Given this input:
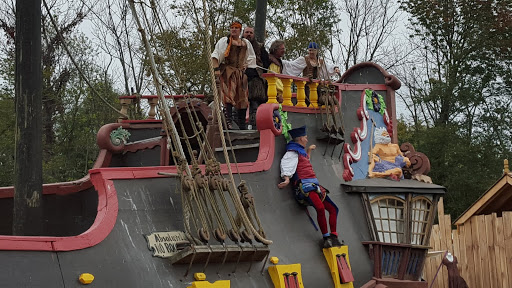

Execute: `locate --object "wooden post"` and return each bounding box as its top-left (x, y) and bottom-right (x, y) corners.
top-left (308, 82), bottom-right (319, 108)
top-left (294, 80), bottom-right (307, 107)
top-left (254, 0), bottom-right (267, 43)
top-left (118, 98), bottom-right (132, 122)
top-left (282, 78), bottom-right (293, 106)
top-left (147, 98), bottom-right (159, 119)
top-left (265, 75), bottom-right (278, 104)
top-left (13, 0), bottom-right (43, 236)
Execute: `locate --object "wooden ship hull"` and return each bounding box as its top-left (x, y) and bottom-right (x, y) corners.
top-left (0, 63), bottom-right (445, 288)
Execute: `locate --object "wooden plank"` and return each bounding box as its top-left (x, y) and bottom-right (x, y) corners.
top-left (494, 215), bottom-right (507, 288)
top-left (471, 216), bottom-right (483, 288)
top-left (428, 226), bottom-right (440, 284)
top-left (426, 225), bottom-right (439, 286)
top-left (442, 215), bottom-right (452, 252)
top-left (464, 218), bottom-right (475, 288)
top-left (452, 228), bottom-right (461, 275)
top-left (168, 244), bottom-right (270, 264)
top-left (478, 215), bottom-right (490, 288)
top-left (431, 225), bottom-right (442, 288)
top-left (457, 225), bottom-right (468, 284)
top-left (485, 214), bottom-right (497, 288)
top-left (503, 212), bottom-right (512, 288)
top-left (426, 257), bottom-right (434, 286)
top-left (425, 225), bottom-right (435, 283)
top-left (437, 226), bottom-right (446, 288)
top-left (437, 197), bottom-right (444, 217)
top-left (441, 215), bottom-right (451, 288)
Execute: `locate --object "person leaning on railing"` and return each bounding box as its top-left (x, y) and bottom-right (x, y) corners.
top-left (284, 42), bottom-right (340, 105)
top-left (267, 39), bottom-right (286, 104)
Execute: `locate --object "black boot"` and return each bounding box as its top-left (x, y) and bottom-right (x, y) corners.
top-left (322, 236), bottom-right (333, 249)
top-left (223, 103), bottom-right (233, 130)
top-left (237, 108), bottom-right (247, 130)
top-left (330, 234), bottom-right (343, 247)
top-left (249, 101), bottom-right (258, 129)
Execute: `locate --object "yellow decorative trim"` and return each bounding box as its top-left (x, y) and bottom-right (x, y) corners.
top-left (308, 82), bottom-right (319, 108)
top-left (282, 78), bottom-right (294, 106)
top-left (186, 280), bottom-right (230, 288)
top-left (268, 263), bottom-right (304, 288)
top-left (78, 273), bottom-right (94, 284)
top-left (265, 75), bottom-right (278, 104)
top-left (294, 80), bottom-right (307, 107)
top-left (322, 246), bottom-right (354, 288)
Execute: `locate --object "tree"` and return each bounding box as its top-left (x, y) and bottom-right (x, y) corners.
top-left (0, 54), bottom-right (16, 187)
top-left (333, 0), bottom-right (404, 70)
top-left (0, 0), bottom-right (121, 186)
top-left (400, 0), bottom-right (512, 129)
top-left (87, 0), bottom-right (146, 98)
top-left (397, 0), bottom-right (512, 218)
top-left (265, 0), bottom-right (339, 59)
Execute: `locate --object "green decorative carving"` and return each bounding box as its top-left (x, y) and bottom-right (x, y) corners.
top-left (110, 127), bottom-right (131, 146)
top-left (365, 89), bottom-right (387, 115)
top-left (279, 105), bottom-right (292, 142)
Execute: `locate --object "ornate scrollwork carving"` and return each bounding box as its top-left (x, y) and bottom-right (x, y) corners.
top-left (110, 127), bottom-right (131, 146)
top-left (400, 142), bottom-right (431, 179)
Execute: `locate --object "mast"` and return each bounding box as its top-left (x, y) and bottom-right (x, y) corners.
top-left (13, 0), bottom-right (43, 235)
top-left (254, 0), bottom-right (267, 42)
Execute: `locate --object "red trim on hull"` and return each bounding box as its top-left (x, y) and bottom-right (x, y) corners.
top-left (0, 104), bottom-right (280, 251)
top-left (0, 175), bottom-right (117, 251)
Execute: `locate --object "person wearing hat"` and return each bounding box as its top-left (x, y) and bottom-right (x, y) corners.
top-left (212, 21), bottom-right (256, 130)
top-left (284, 42), bottom-right (340, 80)
top-left (283, 42), bottom-right (340, 106)
top-left (278, 125), bottom-right (342, 248)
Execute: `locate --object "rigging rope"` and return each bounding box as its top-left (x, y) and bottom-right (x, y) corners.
top-left (128, 0), bottom-right (271, 245)
top-left (196, 0), bottom-right (272, 245)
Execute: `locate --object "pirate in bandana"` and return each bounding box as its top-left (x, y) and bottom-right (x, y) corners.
top-left (211, 21), bottom-right (256, 129)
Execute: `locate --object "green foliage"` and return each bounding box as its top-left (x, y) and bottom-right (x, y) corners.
top-left (397, 118), bottom-right (511, 219)
top-left (398, 0), bottom-right (512, 217)
top-left (42, 78), bottom-right (119, 183)
top-left (0, 92), bottom-right (15, 186)
top-left (267, 0), bottom-right (339, 59)
top-left (401, 0), bottom-right (512, 126)
top-left (154, 29), bottom-right (211, 94)
top-left (0, 7), bottom-right (120, 184)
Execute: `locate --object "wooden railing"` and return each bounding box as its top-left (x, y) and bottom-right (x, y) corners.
top-left (262, 73), bottom-right (342, 108)
top-left (117, 94), bottom-right (204, 122)
top-left (363, 241), bottom-right (428, 281)
top-left (118, 74), bottom-right (386, 122)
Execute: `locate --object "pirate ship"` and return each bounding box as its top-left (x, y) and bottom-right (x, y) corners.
top-left (0, 60), bottom-right (445, 287)
top-left (1, 0), bottom-right (448, 286)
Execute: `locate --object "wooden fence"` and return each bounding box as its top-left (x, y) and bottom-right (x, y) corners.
top-left (423, 197), bottom-right (512, 288)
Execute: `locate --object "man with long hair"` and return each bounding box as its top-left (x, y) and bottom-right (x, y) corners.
top-left (242, 26), bottom-right (269, 129)
top-left (267, 39), bottom-right (286, 103)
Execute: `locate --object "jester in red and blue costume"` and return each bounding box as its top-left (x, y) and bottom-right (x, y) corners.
top-left (278, 125), bottom-right (341, 248)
